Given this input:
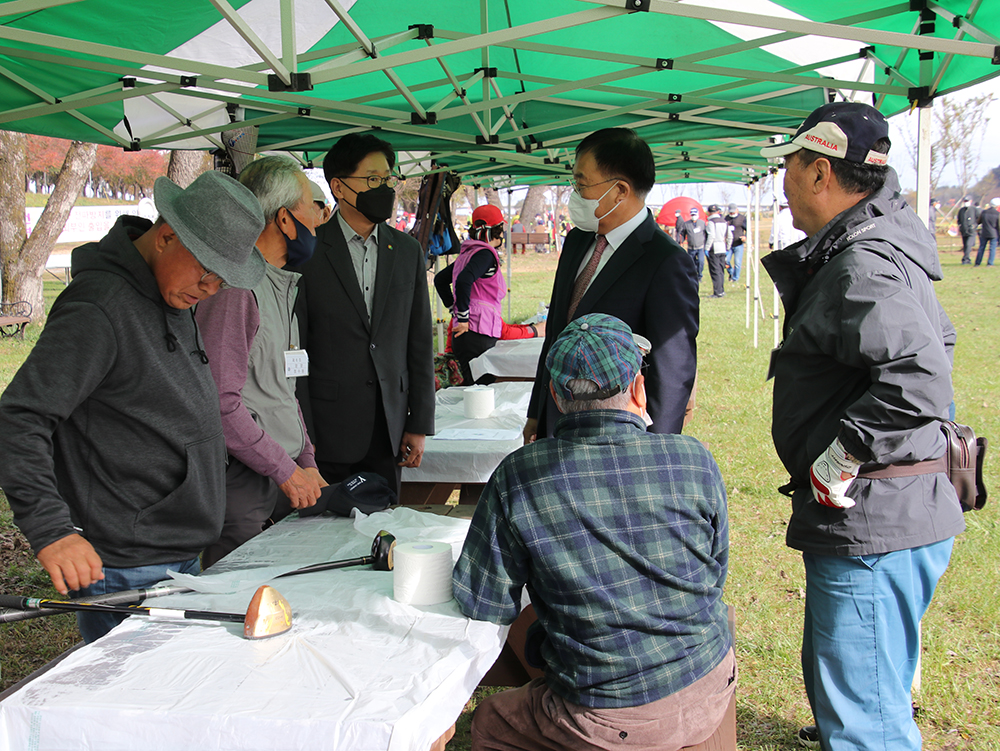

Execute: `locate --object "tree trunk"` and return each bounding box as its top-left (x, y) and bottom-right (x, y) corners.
top-left (167, 150), bottom-right (207, 188)
top-left (0, 137), bottom-right (97, 325)
top-left (0, 130), bottom-right (29, 305)
top-left (518, 185), bottom-right (548, 227)
top-left (483, 186), bottom-right (503, 209)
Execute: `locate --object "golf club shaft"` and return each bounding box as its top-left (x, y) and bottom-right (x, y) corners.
top-left (275, 555), bottom-right (373, 577)
top-left (1, 531), bottom-right (392, 625)
top-left (0, 595), bottom-right (244, 624)
top-left (0, 560), bottom-right (362, 625)
top-left (0, 584), bottom-right (193, 624)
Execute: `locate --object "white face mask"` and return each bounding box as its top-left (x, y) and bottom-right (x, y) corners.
top-left (568, 182), bottom-right (620, 233)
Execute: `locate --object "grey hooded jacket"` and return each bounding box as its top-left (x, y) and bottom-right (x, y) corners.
top-left (0, 216), bottom-right (227, 567)
top-left (762, 170), bottom-right (965, 556)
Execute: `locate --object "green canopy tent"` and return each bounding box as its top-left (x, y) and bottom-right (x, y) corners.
top-left (1, 0), bottom-right (996, 188)
top-left (1, 0), bottom-right (997, 347)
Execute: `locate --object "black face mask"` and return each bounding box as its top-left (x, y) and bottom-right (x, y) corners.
top-left (281, 210), bottom-right (317, 266)
top-left (344, 184), bottom-right (395, 225)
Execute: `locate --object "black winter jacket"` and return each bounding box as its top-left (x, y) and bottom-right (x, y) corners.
top-left (762, 171), bottom-right (965, 556)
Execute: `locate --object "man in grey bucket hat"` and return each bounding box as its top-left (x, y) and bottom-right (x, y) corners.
top-left (0, 169), bottom-right (265, 642)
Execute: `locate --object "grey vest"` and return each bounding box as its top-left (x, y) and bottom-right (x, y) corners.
top-left (245, 263), bottom-right (306, 461)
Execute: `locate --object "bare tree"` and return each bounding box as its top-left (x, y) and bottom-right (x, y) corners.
top-left (896, 113), bottom-right (948, 198)
top-left (936, 93), bottom-right (996, 200)
top-left (895, 93), bottom-right (996, 207)
top-left (1, 131), bottom-right (97, 324)
top-left (166, 150), bottom-right (208, 188)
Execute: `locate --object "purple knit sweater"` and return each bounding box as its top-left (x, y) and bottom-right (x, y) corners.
top-left (195, 287), bottom-right (315, 485)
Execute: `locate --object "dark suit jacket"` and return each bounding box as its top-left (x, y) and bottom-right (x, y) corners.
top-left (295, 216), bottom-right (435, 466)
top-left (528, 211), bottom-right (699, 436)
top-left (958, 206), bottom-right (979, 238)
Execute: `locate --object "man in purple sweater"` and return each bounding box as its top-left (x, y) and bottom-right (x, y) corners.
top-left (196, 157), bottom-right (328, 568)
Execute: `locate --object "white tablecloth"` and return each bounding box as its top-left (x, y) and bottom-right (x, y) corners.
top-left (402, 382), bottom-right (531, 485)
top-left (0, 508), bottom-right (505, 751)
top-left (468, 338), bottom-right (543, 381)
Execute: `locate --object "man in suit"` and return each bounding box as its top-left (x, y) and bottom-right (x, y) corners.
top-left (296, 132), bottom-right (435, 495)
top-left (524, 127), bottom-right (699, 441)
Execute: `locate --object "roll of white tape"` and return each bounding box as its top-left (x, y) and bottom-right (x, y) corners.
top-left (463, 386), bottom-right (495, 419)
top-left (392, 541), bottom-right (454, 606)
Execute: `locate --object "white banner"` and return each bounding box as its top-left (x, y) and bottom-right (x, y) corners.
top-left (26, 200), bottom-right (157, 244)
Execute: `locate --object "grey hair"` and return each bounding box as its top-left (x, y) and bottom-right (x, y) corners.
top-left (553, 378), bottom-right (632, 414)
top-left (238, 156), bottom-right (308, 224)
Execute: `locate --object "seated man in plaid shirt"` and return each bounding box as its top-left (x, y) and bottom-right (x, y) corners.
top-left (453, 313), bottom-right (735, 751)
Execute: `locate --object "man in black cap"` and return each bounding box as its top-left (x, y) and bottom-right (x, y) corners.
top-left (957, 196), bottom-right (978, 264)
top-left (681, 206), bottom-right (707, 282)
top-left (761, 102), bottom-right (963, 751)
top-left (0, 170), bottom-right (266, 642)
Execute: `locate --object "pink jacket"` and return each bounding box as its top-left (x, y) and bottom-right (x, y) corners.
top-left (452, 239), bottom-right (507, 339)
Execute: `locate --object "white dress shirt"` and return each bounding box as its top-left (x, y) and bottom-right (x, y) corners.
top-left (574, 206), bottom-right (649, 296)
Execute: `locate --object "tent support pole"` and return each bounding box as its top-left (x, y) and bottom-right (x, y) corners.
top-left (507, 188), bottom-right (513, 322)
top-left (745, 180), bottom-right (752, 331)
top-left (915, 101), bottom-right (933, 232)
top-left (753, 180), bottom-right (762, 348)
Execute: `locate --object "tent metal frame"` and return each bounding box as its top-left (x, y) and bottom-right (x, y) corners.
top-left (0, 0), bottom-right (996, 188)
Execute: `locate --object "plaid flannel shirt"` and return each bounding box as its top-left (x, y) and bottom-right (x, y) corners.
top-left (453, 409), bottom-right (731, 708)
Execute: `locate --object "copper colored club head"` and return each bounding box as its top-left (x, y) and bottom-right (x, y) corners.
top-left (243, 585), bottom-right (293, 639)
top-left (372, 530), bottom-right (397, 571)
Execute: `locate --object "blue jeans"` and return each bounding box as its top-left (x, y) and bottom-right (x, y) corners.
top-left (727, 242), bottom-right (744, 281)
top-left (73, 557), bottom-right (201, 643)
top-left (688, 247), bottom-right (705, 281)
top-left (802, 539), bottom-right (953, 751)
top-left (975, 237), bottom-right (996, 266)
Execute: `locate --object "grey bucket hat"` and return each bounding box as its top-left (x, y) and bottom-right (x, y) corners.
top-left (154, 170), bottom-right (266, 290)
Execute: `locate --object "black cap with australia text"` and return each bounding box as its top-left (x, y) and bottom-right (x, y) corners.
top-left (760, 102), bottom-right (890, 166)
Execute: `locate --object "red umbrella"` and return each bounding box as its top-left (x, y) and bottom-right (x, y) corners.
top-left (656, 197), bottom-right (704, 227)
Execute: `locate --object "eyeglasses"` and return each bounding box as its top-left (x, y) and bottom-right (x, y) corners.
top-left (199, 269), bottom-right (230, 290)
top-left (336, 174), bottom-right (403, 190)
top-left (570, 176), bottom-right (624, 194)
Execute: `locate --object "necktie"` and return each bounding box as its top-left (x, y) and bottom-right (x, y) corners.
top-left (567, 235), bottom-right (608, 320)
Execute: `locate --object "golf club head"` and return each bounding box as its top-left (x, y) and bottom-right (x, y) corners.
top-left (244, 585), bottom-right (292, 639)
top-left (371, 530), bottom-right (396, 571)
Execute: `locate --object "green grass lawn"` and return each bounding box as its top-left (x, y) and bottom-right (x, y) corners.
top-left (1, 240), bottom-right (998, 750)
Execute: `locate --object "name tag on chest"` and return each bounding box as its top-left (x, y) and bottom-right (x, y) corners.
top-left (284, 349), bottom-right (309, 378)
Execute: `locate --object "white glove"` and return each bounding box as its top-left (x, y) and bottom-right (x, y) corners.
top-left (809, 438), bottom-right (862, 509)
